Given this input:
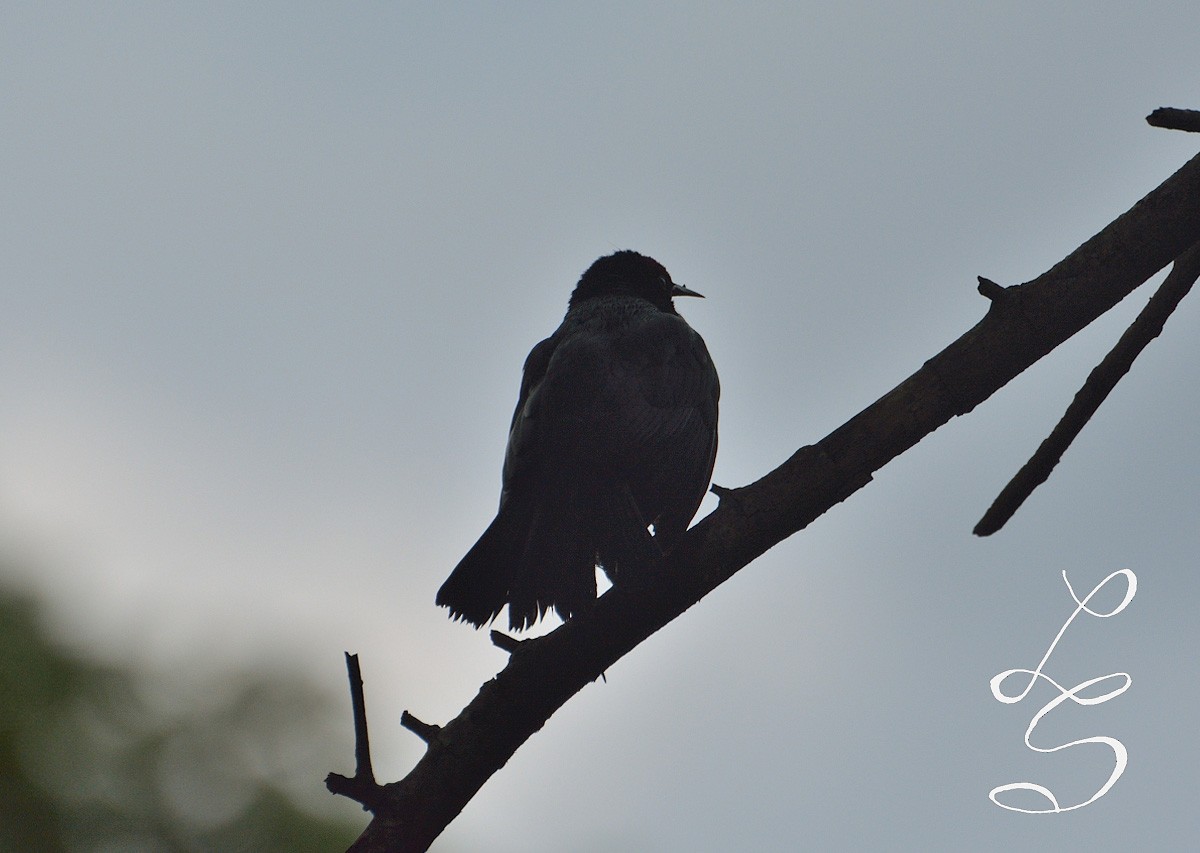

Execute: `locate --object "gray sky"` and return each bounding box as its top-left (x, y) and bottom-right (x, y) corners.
top-left (3, 3), bottom-right (1199, 850)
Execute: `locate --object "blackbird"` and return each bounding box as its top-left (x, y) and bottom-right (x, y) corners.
top-left (437, 250), bottom-right (719, 630)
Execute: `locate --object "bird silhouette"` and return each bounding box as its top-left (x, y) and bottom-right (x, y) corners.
top-left (437, 250), bottom-right (719, 630)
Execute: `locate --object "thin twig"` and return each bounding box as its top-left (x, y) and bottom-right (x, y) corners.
top-left (977, 276), bottom-right (1008, 302)
top-left (324, 652), bottom-right (383, 810)
top-left (347, 653), bottom-right (376, 785)
top-left (490, 630), bottom-right (523, 653)
top-left (400, 711), bottom-right (441, 743)
top-left (975, 241), bottom-right (1200, 535)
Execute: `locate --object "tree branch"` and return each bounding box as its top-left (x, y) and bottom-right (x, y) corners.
top-left (337, 137), bottom-right (1200, 851)
top-left (1147, 107), bottom-right (1200, 133)
top-left (325, 653), bottom-right (384, 811)
top-left (975, 241), bottom-right (1200, 535)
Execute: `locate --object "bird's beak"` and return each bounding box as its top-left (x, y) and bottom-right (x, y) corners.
top-left (672, 283), bottom-right (704, 299)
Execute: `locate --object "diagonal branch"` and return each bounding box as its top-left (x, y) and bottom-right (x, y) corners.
top-left (974, 240), bottom-right (1200, 535)
top-left (336, 139), bottom-right (1200, 852)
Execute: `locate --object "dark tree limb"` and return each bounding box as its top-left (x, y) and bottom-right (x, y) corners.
top-left (1148, 107), bottom-right (1200, 133)
top-left (336, 135), bottom-right (1200, 851)
top-left (975, 241), bottom-right (1200, 535)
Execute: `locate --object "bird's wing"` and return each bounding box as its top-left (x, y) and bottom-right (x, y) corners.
top-left (498, 332), bottom-right (560, 502)
top-left (606, 312), bottom-right (719, 539)
top-left (591, 312), bottom-right (718, 467)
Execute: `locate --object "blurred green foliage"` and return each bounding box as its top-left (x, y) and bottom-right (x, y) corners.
top-left (0, 587), bottom-right (361, 852)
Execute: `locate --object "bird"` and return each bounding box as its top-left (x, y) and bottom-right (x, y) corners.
top-left (436, 250), bottom-right (720, 630)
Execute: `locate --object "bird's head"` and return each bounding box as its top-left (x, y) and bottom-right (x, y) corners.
top-left (568, 250), bottom-right (703, 312)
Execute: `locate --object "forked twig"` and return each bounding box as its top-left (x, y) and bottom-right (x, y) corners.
top-left (975, 241), bottom-right (1200, 535)
top-left (325, 652), bottom-right (384, 810)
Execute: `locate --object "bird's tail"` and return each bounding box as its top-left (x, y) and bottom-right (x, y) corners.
top-left (438, 491), bottom-right (606, 631)
top-left (436, 505), bottom-right (526, 628)
top-left (505, 500), bottom-right (596, 630)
